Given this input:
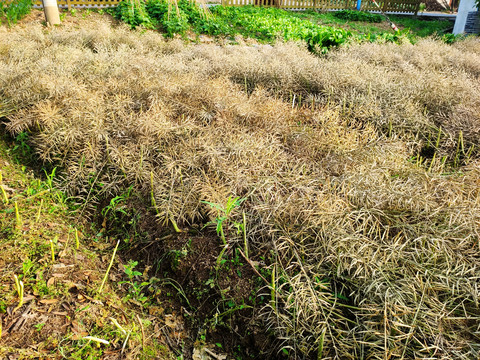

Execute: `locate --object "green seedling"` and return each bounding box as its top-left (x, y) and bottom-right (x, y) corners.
top-left (0, 171), bottom-right (8, 204)
top-left (22, 258), bottom-right (34, 277)
top-left (41, 169), bottom-right (65, 204)
top-left (458, 131), bottom-right (464, 154)
top-left (35, 198), bottom-right (43, 223)
top-left (454, 130), bottom-right (464, 166)
top-left (435, 126), bottom-right (442, 148)
top-left (13, 274), bottom-right (24, 313)
top-left (123, 260), bottom-right (142, 279)
top-left (216, 244), bottom-right (229, 270)
top-left (209, 302), bottom-right (252, 329)
top-left (151, 277), bottom-right (193, 309)
top-left (98, 240), bottom-right (120, 294)
top-left (150, 171), bottom-right (157, 210)
top-left (317, 327), bottom-right (326, 359)
top-left (170, 216), bottom-right (181, 233)
top-left (14, 201), bottom-right (21, 230)
top-left (75, 228), bottom-right (79, 250)
top-left (63, 231), bottom-right (71, 254)
top-left (44, 167), bottom-right (56, 190)
top-left (464, 144), bottom-right (475, 164)
top-left (242, 211), bottom-right (248, 260)
top-left (427, 152), bottom-right (436, 172)
top-left (50, 238), bottom-right (56, 262)
top-left (1, 185), bottom-right (8, 204)
top-left (202, 196), bottom-right (245, 245)
top-left (110, 316), bottom-right (131, 352)
top-left (102, 186), bottom-right (132, 219)
top-left (110, 317), bottom-right (127, 336)
top-left (271, 264), bottom-right (276, 310)
top-left (34, 322), bottom-right (45, 331)
top-left (119, 260), bottom-right (150, 303)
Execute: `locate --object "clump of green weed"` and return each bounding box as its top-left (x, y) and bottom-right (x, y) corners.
top-left (0, 0), bottom-right (32, 26)
top-left (119, 260), bottom-right (150, 303)
top-left (441, 32), bottom-right (463, 44)
top-left (202, 196), bottom-right (245, 245)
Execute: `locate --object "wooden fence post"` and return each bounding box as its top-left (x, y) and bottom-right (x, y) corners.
top-left (414, 0), bottom-right (420, 15)
top-left (383, 0), bottom-right (389, 12)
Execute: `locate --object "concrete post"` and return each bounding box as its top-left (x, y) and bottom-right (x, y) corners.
top-left (453, 0), bottom-right (478, 34)
top-left (42, 0), bottom-right (61, 26)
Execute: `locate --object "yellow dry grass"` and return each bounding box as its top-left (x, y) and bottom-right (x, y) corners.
top-left (1, 17), bottom-right (479, 359)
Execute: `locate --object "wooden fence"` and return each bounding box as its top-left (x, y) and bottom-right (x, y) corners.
top-left (223, 0), bottom-right (420, 13)
top-left (24, 0), bottom-right (419, 13)
top-left (30, 0), bottom-right (121, 7)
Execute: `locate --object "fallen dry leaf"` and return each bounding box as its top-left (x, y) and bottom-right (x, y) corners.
top-left (71, 332), bottom-right (89, 340)
top-left (39, 299), bottom-right (59, 305)
top-left (52, 311), bottom-right (68, 316)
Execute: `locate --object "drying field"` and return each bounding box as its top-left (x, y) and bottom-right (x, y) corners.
top-left (1, 15), bottom-right (480, 359)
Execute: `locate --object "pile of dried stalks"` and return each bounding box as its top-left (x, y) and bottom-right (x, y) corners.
top-left (1, 18), bottom-right (479, 359)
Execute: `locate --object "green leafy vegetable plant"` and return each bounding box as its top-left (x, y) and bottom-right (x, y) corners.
top-left (1, 0), bottom-right (32, 27)
top-left (202, 196), bottom-right (245, 245)
top-left (333, 9), bottom-right (382, 23)
top-left (113, 0), bottom-right (153, 29)
top-left (211, 5), bottom-right (351, 51)
top-left (113, 1), bottom-right (420, 52)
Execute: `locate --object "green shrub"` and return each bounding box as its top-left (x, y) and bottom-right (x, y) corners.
top-left (333, 9), bottom-right (382, 23)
